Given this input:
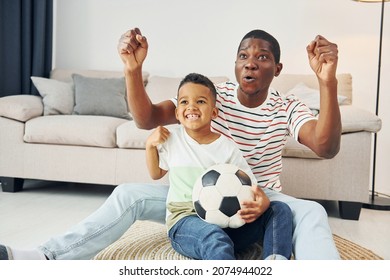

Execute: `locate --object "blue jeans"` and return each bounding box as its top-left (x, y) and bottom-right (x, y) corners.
top-left (168, 201), bottom-right (292, 260)
top-left (39, 183), bottom-right (340, 260)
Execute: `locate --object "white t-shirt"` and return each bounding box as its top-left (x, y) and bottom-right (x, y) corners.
top-left (158, 126), bottom-right (256, 229)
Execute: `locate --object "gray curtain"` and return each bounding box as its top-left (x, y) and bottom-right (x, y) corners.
top-left (0, 0), bottom-right (53, 97)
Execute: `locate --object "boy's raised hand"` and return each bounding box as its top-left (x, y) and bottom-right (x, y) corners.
top-left (146, 126), bottom-right (170, 148)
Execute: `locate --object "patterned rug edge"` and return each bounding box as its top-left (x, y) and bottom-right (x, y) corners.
top-left (94, 221), bottom-right (383, 260)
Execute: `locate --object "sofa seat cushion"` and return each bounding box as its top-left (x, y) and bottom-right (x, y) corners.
top-left (116, 122), bottom-right (179, 149)
top-left (115, 122), bottom-right (320, 159)
top-left (282, 137), bottom-right (321, 159)
top-left (340, 105), bottom-right (381, 133)
top-left (24, 115), bottom-right (128, 148)
top-left (282, 105), bottom-right (382, 159)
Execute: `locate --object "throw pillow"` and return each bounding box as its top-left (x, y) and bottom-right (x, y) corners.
top-left (286, 82), bottom-right (348, 111)
top-left (72, 74), bottom-right (131, 120)
top-left (31, 76), bottom-right (74, 115)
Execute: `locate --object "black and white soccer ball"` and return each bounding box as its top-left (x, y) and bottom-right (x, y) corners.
top-left (192, 163), bottom-right (254, 228)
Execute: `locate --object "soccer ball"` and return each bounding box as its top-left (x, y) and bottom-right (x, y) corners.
top-left (192, 163), bottom-right (254, 228)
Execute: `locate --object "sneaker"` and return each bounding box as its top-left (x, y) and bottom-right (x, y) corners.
top-left (0, 244), bottom-right (13, 260)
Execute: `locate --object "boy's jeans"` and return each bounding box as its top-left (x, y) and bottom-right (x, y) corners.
top-left (168, 201), bottom-right (292, 260)
top-left (39, 183), bottom-right (340, 260)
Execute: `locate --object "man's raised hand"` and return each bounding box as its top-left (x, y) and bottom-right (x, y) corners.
top-left (307, 35), bottom-right (338, 82)
top-left (118, 27), bottom-right (148, 71)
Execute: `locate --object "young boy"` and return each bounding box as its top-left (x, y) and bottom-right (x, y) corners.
top-left (145, 73), bottom-right (292, 260)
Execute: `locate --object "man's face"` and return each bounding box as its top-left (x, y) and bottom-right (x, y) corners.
top-left (235, 38), bottom-right (282, 106)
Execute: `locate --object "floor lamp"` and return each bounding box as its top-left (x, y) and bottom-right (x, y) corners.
top-left (353, 0), bottom-right (390, 210)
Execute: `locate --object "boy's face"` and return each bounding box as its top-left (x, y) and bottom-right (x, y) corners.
top-left (176, 83), bottom-right (218, 132)
top-left (235, 38), bottom-right (283, 104)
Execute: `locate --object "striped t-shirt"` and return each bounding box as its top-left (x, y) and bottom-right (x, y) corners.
top-left (210, 81), bottom-right (316, 192)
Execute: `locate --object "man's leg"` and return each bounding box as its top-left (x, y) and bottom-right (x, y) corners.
top-left (39, 183), bottom-right (168, 260)
top-left (224, 201), bottom-right (292, 260)
top-left (263, 188), bottom-right (340, 260)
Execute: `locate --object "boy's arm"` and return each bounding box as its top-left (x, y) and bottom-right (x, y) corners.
top-left (145, 126), bottom-right (170, 180)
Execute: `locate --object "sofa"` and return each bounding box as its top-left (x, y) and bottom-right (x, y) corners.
top-left (0, 69), bottom-right (382, 220)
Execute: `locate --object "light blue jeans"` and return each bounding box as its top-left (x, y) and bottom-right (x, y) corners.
top-left (39, 183), bottom-right (340, 260)
top-left (168, 201), bottom-right (292, 260)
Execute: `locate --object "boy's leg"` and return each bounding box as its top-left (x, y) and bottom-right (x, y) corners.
top-left (168, 215), bottom-right (235, 260)
top-left (263, 188), bottom-right (341, 260)
top-left (39, 183), bottom-right (168, 260)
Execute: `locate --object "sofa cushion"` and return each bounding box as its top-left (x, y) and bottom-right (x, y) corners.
top-left (340, 105), bottom-right (382, 133)
top-left (24, 115), bottom-right (128, 148)
top-left (285, 82), bottom-right (348, 112)
top-left (281, 105), bottom-right (382, 159)
top-left (116, 121), bottom-right (318, 158)
top-left (116, 122), bottom-right (179, 149)
top-left (31, 76), bottom-right (74, 115)
top-left (72, 74), bottom-right (131, 120)
top-left (282, 137), bottom-right (321, 159)
top-left (50, 68), bottom-right (149, 85)
top-left (116, 121), bottom-right (151, 149)
top-left (271, 73), bottom-right (352, 104)
top-left (0, 95), bottom-right (43, 122)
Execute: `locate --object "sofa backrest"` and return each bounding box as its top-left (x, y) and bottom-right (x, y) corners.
top-left (50, 69), bottom-right (352, 105)
top-left (271, 73), bottom-right (352, 105)
top-left (50, 68), bottom-right (149, 85)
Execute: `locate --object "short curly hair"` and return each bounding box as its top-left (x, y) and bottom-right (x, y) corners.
top-left (238, 30), bottom-right (281, 63)
top-left (178, 73), bottom-right (217, 103)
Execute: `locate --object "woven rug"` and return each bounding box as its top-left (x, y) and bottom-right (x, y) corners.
top-left (94, 221), bottom-right (383, 260)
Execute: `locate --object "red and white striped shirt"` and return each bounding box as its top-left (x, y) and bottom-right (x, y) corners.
top-left (211, 81), bottom-right (316, 191)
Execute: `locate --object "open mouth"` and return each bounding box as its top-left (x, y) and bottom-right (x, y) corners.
top-left (243, 75), bottom-right (255, 83)
top-left (186, 114), bottom-right (200, 120)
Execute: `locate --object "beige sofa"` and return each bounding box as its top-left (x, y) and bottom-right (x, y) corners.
top-left (0, 69), bottom-right (382, 220)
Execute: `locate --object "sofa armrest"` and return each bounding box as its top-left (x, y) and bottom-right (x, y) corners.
top-left (0, 95), bottom-right (43, 122)
top-left (340, 105), bottom-right (382, 133)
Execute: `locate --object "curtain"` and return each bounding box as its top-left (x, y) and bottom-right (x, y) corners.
top-left (0, 0), bottom-right (53, 97)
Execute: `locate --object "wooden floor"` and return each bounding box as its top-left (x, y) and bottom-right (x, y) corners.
top-left (0, 179), bottom-right (389, 259)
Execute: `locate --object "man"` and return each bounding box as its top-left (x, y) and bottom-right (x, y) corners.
top-left (117, 27), bottom-right (341, 259)
top-left (0, 28), bottom-right (340, 260)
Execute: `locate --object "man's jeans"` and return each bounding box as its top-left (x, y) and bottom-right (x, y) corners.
top-left (39, 183), bottom-right (340, 260)
top-left (168, 201), bottom-right (292, 260)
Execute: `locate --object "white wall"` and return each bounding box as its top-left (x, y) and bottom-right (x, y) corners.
top-left (54, 0), bottom-right (390, 196)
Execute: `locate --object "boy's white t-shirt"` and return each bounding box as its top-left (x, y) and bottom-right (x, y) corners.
top-left (158, 126), bottom-right (256, 230)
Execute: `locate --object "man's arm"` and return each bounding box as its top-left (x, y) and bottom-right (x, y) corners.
top-left (239, 185), bottom-right (270, 223)
top-left (298, 35), bottom-right (341, 159)
top-left (118, 28), bottom-right (177, 129)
